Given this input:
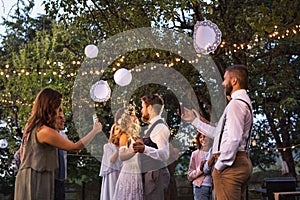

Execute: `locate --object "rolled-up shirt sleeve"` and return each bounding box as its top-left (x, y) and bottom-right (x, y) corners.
top-left (192, 118), bottom-right (216, 139)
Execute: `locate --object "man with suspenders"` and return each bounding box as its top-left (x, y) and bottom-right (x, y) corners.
top-left (182, 65), bottom-right (253, 200)
top-left (133, 94), bottom-right (170, 200)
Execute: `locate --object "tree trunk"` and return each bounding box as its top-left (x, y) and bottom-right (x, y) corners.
top-left (281, 148), bottom-right (297, 178)
top-left (265, 110), bottom-right (297, 178)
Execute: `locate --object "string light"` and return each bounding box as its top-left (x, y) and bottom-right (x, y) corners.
top-left (0, 60), bottom-right (81, 78)
top-left (0, 24), bottom-right (298, 109)
top-left (220, 24), bottom-right (299, 55)
top-left (252, 143), bottom-right (300, 152)
top-left (0, 60), bottom-right (80, 107)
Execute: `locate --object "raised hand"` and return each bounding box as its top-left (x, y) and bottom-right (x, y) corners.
top-left (92, 117), bottom-right (103, 133)
top-left (181, 107), bottom-right (196, 122)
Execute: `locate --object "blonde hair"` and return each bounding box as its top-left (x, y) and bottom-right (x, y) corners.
top-left (119, 112), bottom-right (141, 138)
top-left (118, 112), bottom-right (141, 147)
top-left (109, 124), bottom-right (124, 146)
top-left (110, 107), bottom-right (141, 147)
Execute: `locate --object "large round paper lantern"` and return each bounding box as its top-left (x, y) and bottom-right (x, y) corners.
top-left (193, 20), bottom-right (222, 55)
top-left (90, 80), bottom-right (111, 102)
top-left (114, 68), bottom-right (132, 86)
top-left (85, 44), bottom-right (99, 58)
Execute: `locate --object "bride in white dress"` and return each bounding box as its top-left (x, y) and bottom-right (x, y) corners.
top-left (113, 111), bottom-right (144, 200)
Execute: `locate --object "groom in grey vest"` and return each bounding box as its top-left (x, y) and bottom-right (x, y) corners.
top-left (133, 94), bottom-right (170, 200)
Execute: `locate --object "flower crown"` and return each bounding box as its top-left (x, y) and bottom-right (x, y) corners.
top-left (124, 104), bottom-right (136, 115)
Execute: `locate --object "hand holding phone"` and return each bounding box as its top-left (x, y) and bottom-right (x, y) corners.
top-left (93, 114), bottom-right (97, 124)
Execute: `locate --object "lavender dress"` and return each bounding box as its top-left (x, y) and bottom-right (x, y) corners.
top-left (99, 143), bottom-right (122, 200)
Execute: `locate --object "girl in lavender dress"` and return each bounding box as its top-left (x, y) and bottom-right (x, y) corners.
top-left (99, 124), bottom-right (123, 200)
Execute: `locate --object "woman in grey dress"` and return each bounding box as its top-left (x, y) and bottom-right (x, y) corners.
top-left (14, 88), bottom-right (103, 200)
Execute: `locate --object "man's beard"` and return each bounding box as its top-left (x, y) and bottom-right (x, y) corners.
top-left (225, 83), bottom-right (233, 96)
top-left (141, 113), bottom-right (150, 123)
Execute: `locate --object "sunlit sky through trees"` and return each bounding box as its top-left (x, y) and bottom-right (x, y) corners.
top-left (0, 0), bottom-right (45, 36)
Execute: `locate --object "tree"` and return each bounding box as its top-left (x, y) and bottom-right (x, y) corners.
top-left (144, 0), bottom-right (300, 177)
top-left (0, 0), bottom-right (299, 192)
top-left (0, 5), bottom-right (102, 190)
top-left (0, 0), bottom-right (152, 191)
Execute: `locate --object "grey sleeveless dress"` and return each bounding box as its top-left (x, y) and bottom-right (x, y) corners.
top-left (14, 127), bottom-right (58, 200)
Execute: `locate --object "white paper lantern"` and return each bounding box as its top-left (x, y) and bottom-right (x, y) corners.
top-left (85, 44), bottom-right (99, 58)
top-left (193, 20), bottom-right (222, 55)
top-left (90, 80), bottom-right (111, 102)
top-left (0, 139), bottom-right (8, 149)
top-left (114, 68), bottom-right (132, 86)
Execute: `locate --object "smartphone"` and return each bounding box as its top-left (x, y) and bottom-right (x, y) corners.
top-left (93, 114), bottom-right (97, 124)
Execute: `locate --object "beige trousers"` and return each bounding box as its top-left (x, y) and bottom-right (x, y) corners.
top-left (212, 153), bottom-right (252, 200)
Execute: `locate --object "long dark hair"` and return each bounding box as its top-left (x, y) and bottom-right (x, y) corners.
top-left (195, 131), bottom-right (202, 150)
top-left (22, 88), bottom-right (62, 143)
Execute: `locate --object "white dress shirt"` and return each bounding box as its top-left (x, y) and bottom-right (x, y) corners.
top-left (143, 115), bottom-right (170, 162)
top-left (192, 89), bottom-right (253, 171)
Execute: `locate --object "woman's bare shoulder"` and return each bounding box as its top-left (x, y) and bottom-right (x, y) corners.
top-left (38, 125), bottom-right (56, 133)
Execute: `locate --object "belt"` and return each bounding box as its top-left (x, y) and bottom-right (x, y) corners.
top-left (213, 151), bottom-right (248, 160)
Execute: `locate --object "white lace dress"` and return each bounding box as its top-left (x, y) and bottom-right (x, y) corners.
top-left (113, 137), bottom-right (144, 200)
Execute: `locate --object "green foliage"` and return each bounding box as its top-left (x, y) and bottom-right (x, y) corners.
top-left (0, 0), bottom-right (299, 190)
top-left (0, 114), bottom-right (22, 195)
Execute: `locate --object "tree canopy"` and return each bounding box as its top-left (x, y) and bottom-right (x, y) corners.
top-left (0, 0), bottom-right (299, 190)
